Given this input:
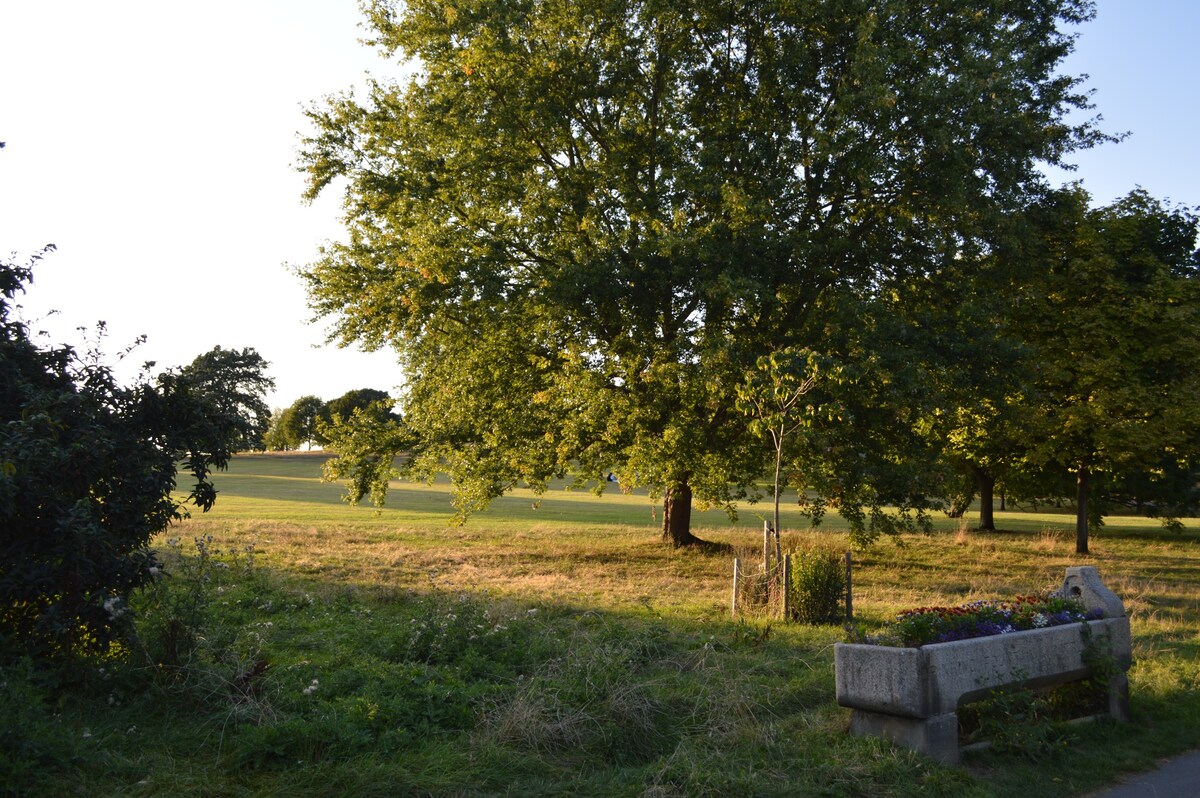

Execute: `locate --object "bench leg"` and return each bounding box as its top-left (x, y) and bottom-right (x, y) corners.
top-left (1107, 673), bottom-right (1131, 722)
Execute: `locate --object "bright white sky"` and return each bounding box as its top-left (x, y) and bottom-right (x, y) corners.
top-left (1, 1), bottom-right (1197, 409)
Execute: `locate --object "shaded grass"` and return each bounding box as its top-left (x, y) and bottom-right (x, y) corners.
top-left (5, 453), bottom-right (1199, 797)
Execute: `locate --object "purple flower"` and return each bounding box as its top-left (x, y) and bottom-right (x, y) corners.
top-left (875, 593), bottom-right (1096, 647)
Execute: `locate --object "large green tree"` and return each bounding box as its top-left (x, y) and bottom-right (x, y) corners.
top-left (1012, 188), bottom-right (1200, 554)
top-left (323, 388), bottom-right (396, 427)
top-left (902, 229), bottom-right (1035, 533)
top-left (301, 0), bottom-right (1101, 545)
top-left (262, 406), bottom-right (294, 450)
top-left (280, 395), bottom-right (328, 450)
top-left (175, 345), bottom-right (274, 453)
top-left (776, 289), bottom-right (966, 544)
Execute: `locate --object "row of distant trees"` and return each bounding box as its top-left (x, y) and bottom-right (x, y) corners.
top-left (261, 389), bottom-right (398, 451)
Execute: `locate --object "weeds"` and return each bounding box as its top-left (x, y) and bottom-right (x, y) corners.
top-left (129, 535), bottom-right (276, 727)
top-left (960, 683), bottom-right (1078, 761)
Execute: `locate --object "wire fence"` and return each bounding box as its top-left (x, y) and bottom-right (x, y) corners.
top-left (731, 522), bottom-right (853, 623)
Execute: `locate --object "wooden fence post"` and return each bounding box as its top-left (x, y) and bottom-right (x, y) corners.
top-left (732, 557), bottom-right (740, 618)
top-left (782, 553), bottom-right (791, 621)
top-left (763, 520), bottom-right (771, 574)
top-left (844, 550), bottom-right (853, 622)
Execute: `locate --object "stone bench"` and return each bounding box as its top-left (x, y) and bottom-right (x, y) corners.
top-left (834, 567), bottom-right (1132, 764)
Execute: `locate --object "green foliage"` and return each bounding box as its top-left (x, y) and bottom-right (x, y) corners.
top-left (279, 395), bottom-right (326, 450)
top-left (320, 401), bottom-right (411, 508)
top-left (737, 347), bottom-right (844, 540)
top-left (270, 390), bottom-right (397, 453)
top-left (961, 682), bottom-right (1077, 761)
top-left (1006, 188), bottom-right (1200, 550)
top-left (776, 296), bottom-right (955, 547)
top-left (0, 250), bottom-right (272, 664)
top-left (300, 0), bottom-right (1100, 545)
top-left (321, 388), bottom-right (394, 427)
top-left (0, 659), bottom-right (85, 796)
top-left (788, 547), bottom-right (846, 625)
top-left (133, 535), bottom-right (265, 689)
top-left (173, 346), bottom-right (274, 453)
top-left (957, 627), bottom-right (1121, 762)
top-left (260, 406), bottom-right (292, 451)
top-left (398, 591), bottom-right (515, 669)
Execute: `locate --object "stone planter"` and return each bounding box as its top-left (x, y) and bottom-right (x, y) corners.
top-left (835, 567), bottom-right (1132, 764)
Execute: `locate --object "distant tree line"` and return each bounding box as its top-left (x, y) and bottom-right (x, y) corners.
top-left (262, 389), bottom-right (398, 451)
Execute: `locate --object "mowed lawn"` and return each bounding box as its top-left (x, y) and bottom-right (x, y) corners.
top-left (13, 452), bottom-right (1198, 798)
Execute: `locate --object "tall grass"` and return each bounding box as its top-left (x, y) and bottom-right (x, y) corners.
top-left (3, 453), bottom-right (1198, 797)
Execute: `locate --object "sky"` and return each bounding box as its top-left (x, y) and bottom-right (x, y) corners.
top-left (1, 1), bottom-right (1198, 409)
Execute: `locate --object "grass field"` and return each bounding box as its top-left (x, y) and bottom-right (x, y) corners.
top-left (6, 453), bottom-right (1199, 797)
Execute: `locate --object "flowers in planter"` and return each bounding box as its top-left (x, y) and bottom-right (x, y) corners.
top-left (867, 594), bottom-right (1102, 648)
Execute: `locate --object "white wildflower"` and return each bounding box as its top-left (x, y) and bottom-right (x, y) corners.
top-left (102, 597), bottom-right (127, 620)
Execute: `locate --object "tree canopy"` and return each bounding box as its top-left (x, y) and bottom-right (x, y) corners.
top-left (323, 387), bottom-right (395, 425)
top-left (280, 395), bottom-right (328, 451)
top-left (173, 346), bottom-right (274, 454)
top-left (0, 249), bottom-right (274, 660)
top-left (1008, 188), bottom-right (1200, 553)
top-left (301, 0), bottom-right (1102, 545)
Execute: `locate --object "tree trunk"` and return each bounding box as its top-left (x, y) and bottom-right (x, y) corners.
top-left (1076, 466), bottom-right (1090, 555)
top-left (771, 436), bottom-right (783, 569)
top-left (976, 468), bottom-right (996, 531)
top-left (773, 442), bottom-right (782, 544)
top-left (662, 479), bottom-right (698, 547)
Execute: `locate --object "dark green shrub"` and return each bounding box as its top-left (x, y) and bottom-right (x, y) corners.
top-left (788, 548), bottom-right (845, 624)
top-left (0, 249), bottom-right (271, 664)
top-left (0, 660), bottom-right (83, 795)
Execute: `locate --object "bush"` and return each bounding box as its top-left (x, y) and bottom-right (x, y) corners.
top-left (788, 548), bottom-right (845, 624)
top-left (0, 249), bottom-right (272, 665)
